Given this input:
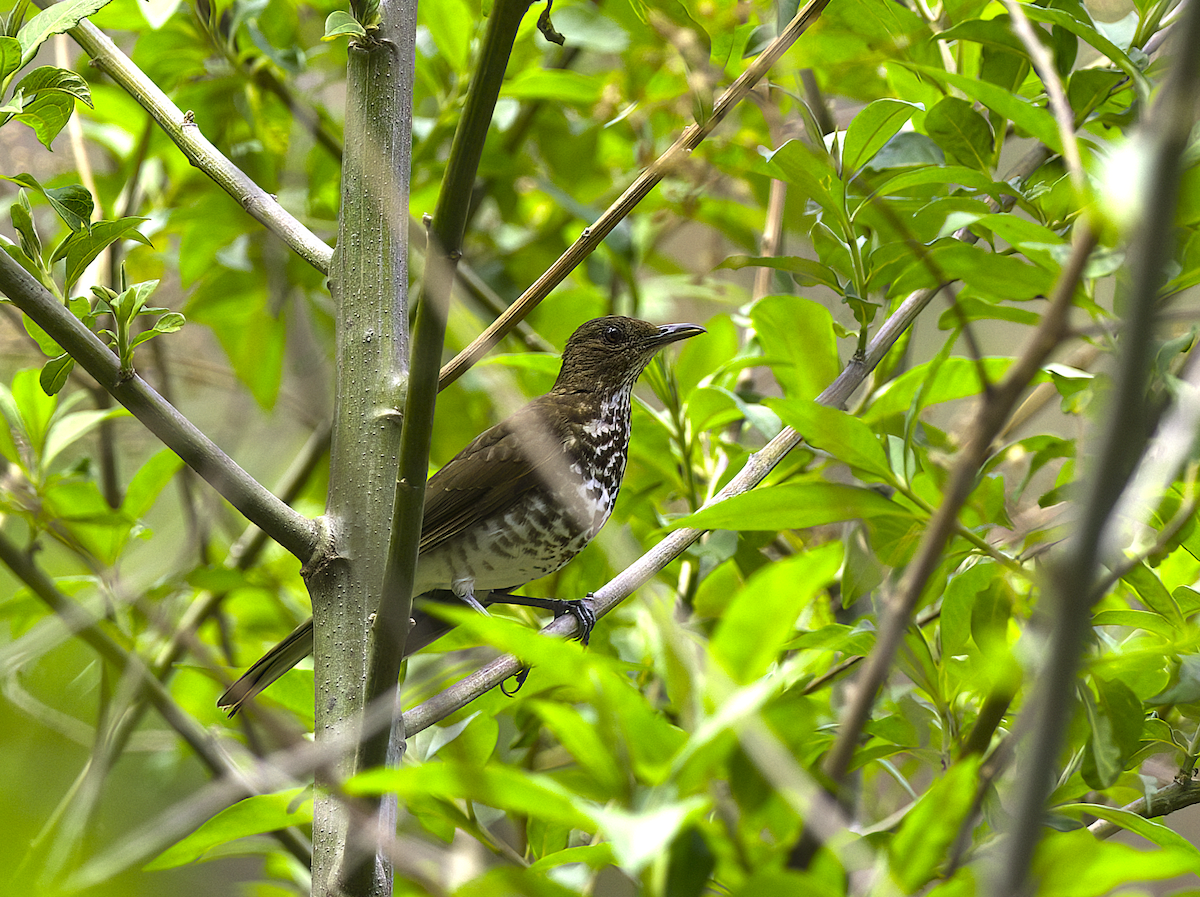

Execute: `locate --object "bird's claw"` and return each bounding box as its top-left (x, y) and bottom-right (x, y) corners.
top-left (549, 594), bottom-right (596, 646)
top-left (502, 666), bottom-right (531, 696)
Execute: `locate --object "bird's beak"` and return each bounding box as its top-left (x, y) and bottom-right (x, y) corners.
top-left (652, 322), bottom-right (706, 347)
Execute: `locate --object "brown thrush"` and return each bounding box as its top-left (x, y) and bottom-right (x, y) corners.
top-left (218, 316), bottom-right (704, 714)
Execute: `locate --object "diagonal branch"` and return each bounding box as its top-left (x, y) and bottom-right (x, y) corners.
top-left (821, 222), bottom-right (1098, 788)
top-left (400, 274), bottom-right (950, 735)
top-left (436, 0), bottom-right (834, 389)
top-left (60, 16), bottom-right (334, 274)
top-left (0, 253), bottom-right (320, 561)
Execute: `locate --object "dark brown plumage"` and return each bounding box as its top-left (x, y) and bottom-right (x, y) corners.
top-left (218, 316), bottom-right (704, 714)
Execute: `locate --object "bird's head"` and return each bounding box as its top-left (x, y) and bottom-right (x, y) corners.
top-left (553, 316), bottom-right (705, 394)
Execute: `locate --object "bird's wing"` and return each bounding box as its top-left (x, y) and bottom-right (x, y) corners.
top-left (418, 396), bottom-right (576, 553)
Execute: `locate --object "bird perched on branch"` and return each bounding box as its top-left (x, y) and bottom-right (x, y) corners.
top-left (218, 315), bottom-right (704, 714)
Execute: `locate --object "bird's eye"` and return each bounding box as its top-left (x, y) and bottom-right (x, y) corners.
top-left (602, 324), bottom-right (623, 344)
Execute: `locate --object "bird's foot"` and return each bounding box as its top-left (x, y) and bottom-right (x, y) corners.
top-left (487, 592), bottom-right (596, 645)
top-left (547, 594), bottom-right (596, 646)
top-left (502, 666), bottom-right (531, 696)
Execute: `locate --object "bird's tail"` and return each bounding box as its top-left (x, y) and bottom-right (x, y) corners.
top-left (217, 617), bottom-right (315, 716)
top-left (216, 593), bottom-right (481, 716)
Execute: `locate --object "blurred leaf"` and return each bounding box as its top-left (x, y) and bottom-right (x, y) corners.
top-left (1031, 829), bottom-right (1199, 895)
top-left (40, 406), bottom-right (127, 472)
top-left (122, 449), bottom-right (183, 519)
top-left (420, 0), bottom-right (471, 69)
top-left (712, 544), bottom-right (842, 682)
top-left (146, 788), bottom-right (313, 869)
top-left (673, 482), bottom-right (909, 531)
top-left (349, 761), bottom-right (596, 833)
top-left (666, 826), bottom-right (715, 897)
top-left (889, 757), bottom-right (981, 892)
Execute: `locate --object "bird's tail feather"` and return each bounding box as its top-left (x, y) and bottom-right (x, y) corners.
top-left (218, 618), bottom-right (315, 716)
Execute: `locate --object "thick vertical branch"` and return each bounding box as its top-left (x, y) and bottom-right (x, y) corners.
top-left (312, 0), bottom-right (415, 893)
top-left (362, 0), bottom-right (533, 780)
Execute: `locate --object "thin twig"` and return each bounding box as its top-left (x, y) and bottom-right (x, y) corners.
top-left (436, 0), bottom-right (834, 389)
top-left (61, 16), bottom-right (333, 274)
top-left (821, 223), bottom-right (1097, 788)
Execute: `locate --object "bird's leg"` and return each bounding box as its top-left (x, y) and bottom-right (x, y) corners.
top-left (487, 590), bottom-right (596, 646)
top-left (452, 581), bottom-right (491, 616)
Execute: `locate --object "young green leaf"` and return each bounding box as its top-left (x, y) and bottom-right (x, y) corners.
top-left (843, 98), bottom-right (920, 174)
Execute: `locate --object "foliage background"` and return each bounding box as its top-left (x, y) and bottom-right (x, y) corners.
top-left (4, 0), bottom-right (1200, 894)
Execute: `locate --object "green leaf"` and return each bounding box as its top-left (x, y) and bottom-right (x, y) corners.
top-left (907, 64), bottom-right (1062, 154)
top-left (146, 788), bottom-right (313, 869)
top-left (0, 35), bottom-right (21, 82)
top-left (322, 10), bottom-right (366, 40)
top-left (16, 0), bottom-right (112, 67)
top-left (750, 295), bottom-right (840, 401)
top-left (865, 164), bottom-right (1009, 200)
top-left (937, 294), bottom-right (1040, 329)
top-left (44, 184), bottom-right (94, 232)
top-left (10, 190), bottom-right (41, 261)
top-left (769, 398), bottom-right (893, 481)
top-left (712, 544), bottom-right (842, 682)
top-left (940, 16), bottom-right (1032, 55)
top-left (1082, 676), bottom-right (1144, 788)
top-left (22, 313), bottom-right (62, 356)
top-left (863, 356), bottom-right (1014, 424)
top-left (52, 217), bottom-right (150, 289)
top-left (843, 98), bottom-right (920, 173)
top-left (716, 256), bottom-right (841, 290)
top-left (889, 758), bottom-right (981, 891)
top-left (14, 89), bottom-right (73, 148)
top-left (671, 482), bottom-right (909, 531)
top-left (923, 96), bottom-right (994, 172)
top-left (890, 240), bottom-right (1056, 302)
top-left (14, 65), bottom-right (92, 106)
top-left (38, 353), bottom-right (74, 395)
top-left (1148, 654), bottom-right (1200, 705)
top-left (1020, 5), bottom-right (1151, 103)
top-left (1121, 562), bottom-right (1183, 627)
top-left (2, 173), bottom-right (93, 231)
top-left (761, 139), bottom-right (843, 219)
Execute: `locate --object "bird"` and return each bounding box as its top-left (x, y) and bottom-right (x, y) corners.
top-left (218, 316), bottom-right (705, 714)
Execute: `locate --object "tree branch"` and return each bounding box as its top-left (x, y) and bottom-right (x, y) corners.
top-left (61, 16), bottom-right (334, 274)
top-left (0, 253), bottom-right (320, 561)
top-left (995, 0), bottom-right (1200, 888)
top-left (436, 0), bottom-right (834, 389)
